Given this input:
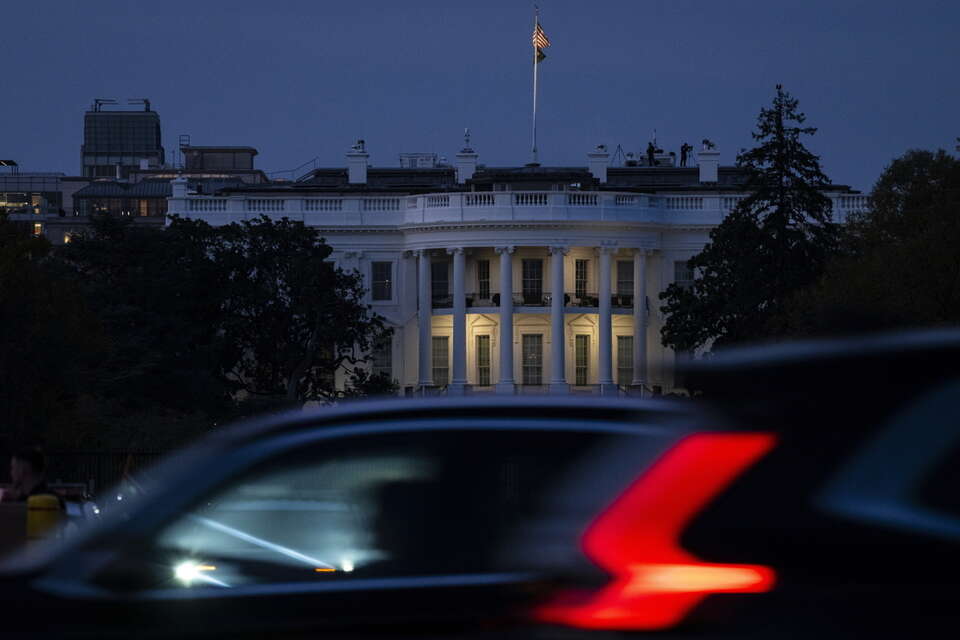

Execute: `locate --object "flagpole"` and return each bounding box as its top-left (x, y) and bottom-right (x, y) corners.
top-left (531, 8), bottom-right (539, 165)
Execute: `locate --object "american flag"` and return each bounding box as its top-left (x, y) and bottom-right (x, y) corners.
top-left (532, 22), bottom-right (551, 50)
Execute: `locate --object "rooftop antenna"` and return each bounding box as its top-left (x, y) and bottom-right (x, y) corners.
top-left (93, 98), bottom-right (118, 112)
top-left (611, 143), bottom-right (626, 167)
top-left (178, 134), bottom-right (191, 169)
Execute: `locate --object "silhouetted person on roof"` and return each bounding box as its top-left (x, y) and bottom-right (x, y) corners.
top-left (646, 142), bottom-right (656, 167)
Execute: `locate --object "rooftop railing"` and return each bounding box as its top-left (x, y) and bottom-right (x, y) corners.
top-left (169, 190), bottom-right (868, 227)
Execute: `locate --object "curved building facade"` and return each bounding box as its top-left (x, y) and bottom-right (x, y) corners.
top-left (167, 142), bottom-right (867, 396)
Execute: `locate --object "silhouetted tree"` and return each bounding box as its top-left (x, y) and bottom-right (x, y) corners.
top-left (0, 213), bottom-right (103, 449)
top-left (660, 85), bottom-right (840, 352)
top-left (50, 215), bottom-right (232, 448)
top-left (783, 149), bottom-right (960, 335)
top-left (213, 215), bottom-right (393, 408)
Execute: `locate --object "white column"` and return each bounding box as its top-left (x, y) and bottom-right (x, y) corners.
top-left (448, 247), bottom-right (467, 395)
top-left (632, 249), bottom-right (648, 391)
top-left (495, 246), bottom-right (515, 394)
top-left (417, 249), bottom-right (433, 390)
top-left (549, 245), bottom-right (569, 393)
top-left (598, 246), bottom-right (616, 394)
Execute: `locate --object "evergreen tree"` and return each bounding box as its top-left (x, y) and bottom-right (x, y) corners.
top-left (660, 85), bottom-right (840, 352)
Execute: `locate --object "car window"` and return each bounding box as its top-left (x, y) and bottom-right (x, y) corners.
top-left (93, 428), bottom-right (622, 592)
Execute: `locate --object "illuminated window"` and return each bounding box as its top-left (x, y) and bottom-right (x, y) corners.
top-left (575, 335), bottom-right (590, 386)
top-left (522, 334), bottom-right (543, 385)
top-left (476, 335), bottom-right (491, 386)
top-left (432, 336), bottom-right (449, 386)
top-left (617, 336), bottom-right (634, 386)
top-left (32, 223), bottom-right (42, 236)
top-left (575, 259), bottom-right (589, 299)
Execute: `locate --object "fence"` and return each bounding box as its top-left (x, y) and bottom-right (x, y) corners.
top-left (44, 451), bottom-right (165, 496)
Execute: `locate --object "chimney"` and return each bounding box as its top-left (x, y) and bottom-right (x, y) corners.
top-left (698, 140), bottom-right (720, 184)
top-left (347, 139), bottom-right (369, 184)
top-left (587, 144), bottom-right (610, 183)
top-left (171, 175), bottom-right (188, 198)
top-left (455, 128), bottom-right (478, 184)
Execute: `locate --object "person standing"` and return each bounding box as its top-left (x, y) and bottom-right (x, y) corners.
top-left (2, 449), bottom-right (55, 503)
top-left (646, 142), bottom-right (657, 167)
top-left (680, 142), bottom-right (693, 167)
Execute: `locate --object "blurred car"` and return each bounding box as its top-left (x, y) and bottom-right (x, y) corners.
top-left (2, 329), bottom-right (958, 639)
top-left (0, 395), bottom-right (695, 638)
top-left (530, 329), bottom-right (960, 638)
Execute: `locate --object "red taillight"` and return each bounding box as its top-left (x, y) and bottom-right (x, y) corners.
top-left (535, 432), bottom-right (777, 630)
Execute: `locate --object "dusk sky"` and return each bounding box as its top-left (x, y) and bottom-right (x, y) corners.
top-left (2, 0), bottom-right (957, 191)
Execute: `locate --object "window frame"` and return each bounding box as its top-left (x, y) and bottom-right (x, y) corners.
top-left (432, 336), bottom-right (450, 387)
top-left (575, 334), bottom-right (590, 386)
top-left (575, 259), bottom-right (589, 299)
top-left (476, 259), bottom-right (490, 301)
top-left (371, 261), bottom-right (393, 302)
top-left (475, 334), bottom-right (491, 386)
top-left (521, 333), bottom-right (543, 385)
top-left (617, 335), bottom-right (634, 387)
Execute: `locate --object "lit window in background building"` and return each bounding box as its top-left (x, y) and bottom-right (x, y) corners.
top-left (33, 223), bottom-right (42, 236)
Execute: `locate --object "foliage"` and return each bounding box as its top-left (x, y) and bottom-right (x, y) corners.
top-left (782, 149), bottom-right (960, 335)
top-left (7, 214), bottom-right (393, 450)
top-left (0, 213), bottom-right (104, 449)
top-left (49, 215), bottom-right (232, 448)
top-left (660, 85), bottom-right (841, 352)
top-left (213, 215), bottom-right (393, 408)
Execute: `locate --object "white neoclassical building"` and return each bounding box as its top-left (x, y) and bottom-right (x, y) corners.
top-left (167, 140), bottom-right (867, 396)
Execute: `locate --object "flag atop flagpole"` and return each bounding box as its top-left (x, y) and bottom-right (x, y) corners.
top-left (530, 7), bottom-right (550, 164)
top-left (532, 20), bottom-right (551, 63)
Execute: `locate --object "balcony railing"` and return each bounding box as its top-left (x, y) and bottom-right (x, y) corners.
top-left (430, 292), bottom-right (639, 310)
top-left (169, 190), bottom-right (721, 227)
top-left (170, 189), bottom-right (868, 229)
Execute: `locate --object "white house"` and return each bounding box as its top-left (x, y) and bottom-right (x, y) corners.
top-left (167, 139), bottom-right (868, 396)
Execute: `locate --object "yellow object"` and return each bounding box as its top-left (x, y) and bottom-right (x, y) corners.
top-left (26, 494), bottom-right (62, 542)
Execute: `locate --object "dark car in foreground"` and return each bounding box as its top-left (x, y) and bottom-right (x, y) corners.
top-left (2, 329), bottom-right (959, 639)
top-left (0, 396), bottom-right (696, 638)
top-left (531, 330), bottom-right (960, 638)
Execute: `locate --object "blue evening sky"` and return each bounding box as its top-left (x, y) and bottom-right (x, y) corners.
top-left (2, 0), bottom-right (957, 190)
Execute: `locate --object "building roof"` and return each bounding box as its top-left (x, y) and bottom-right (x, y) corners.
top-left (74, 178), bottom-right (247, 199)
top-left (181, 146), bottom-right (259, 155)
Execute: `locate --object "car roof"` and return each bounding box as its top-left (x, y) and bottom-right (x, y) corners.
top-left (212, 395), bottom-right (695, 450)
top-left (681, 328), bottom-right (960, 431)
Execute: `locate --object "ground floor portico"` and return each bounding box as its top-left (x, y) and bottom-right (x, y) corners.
top-left (401, 244), bottom-right (654, 395)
